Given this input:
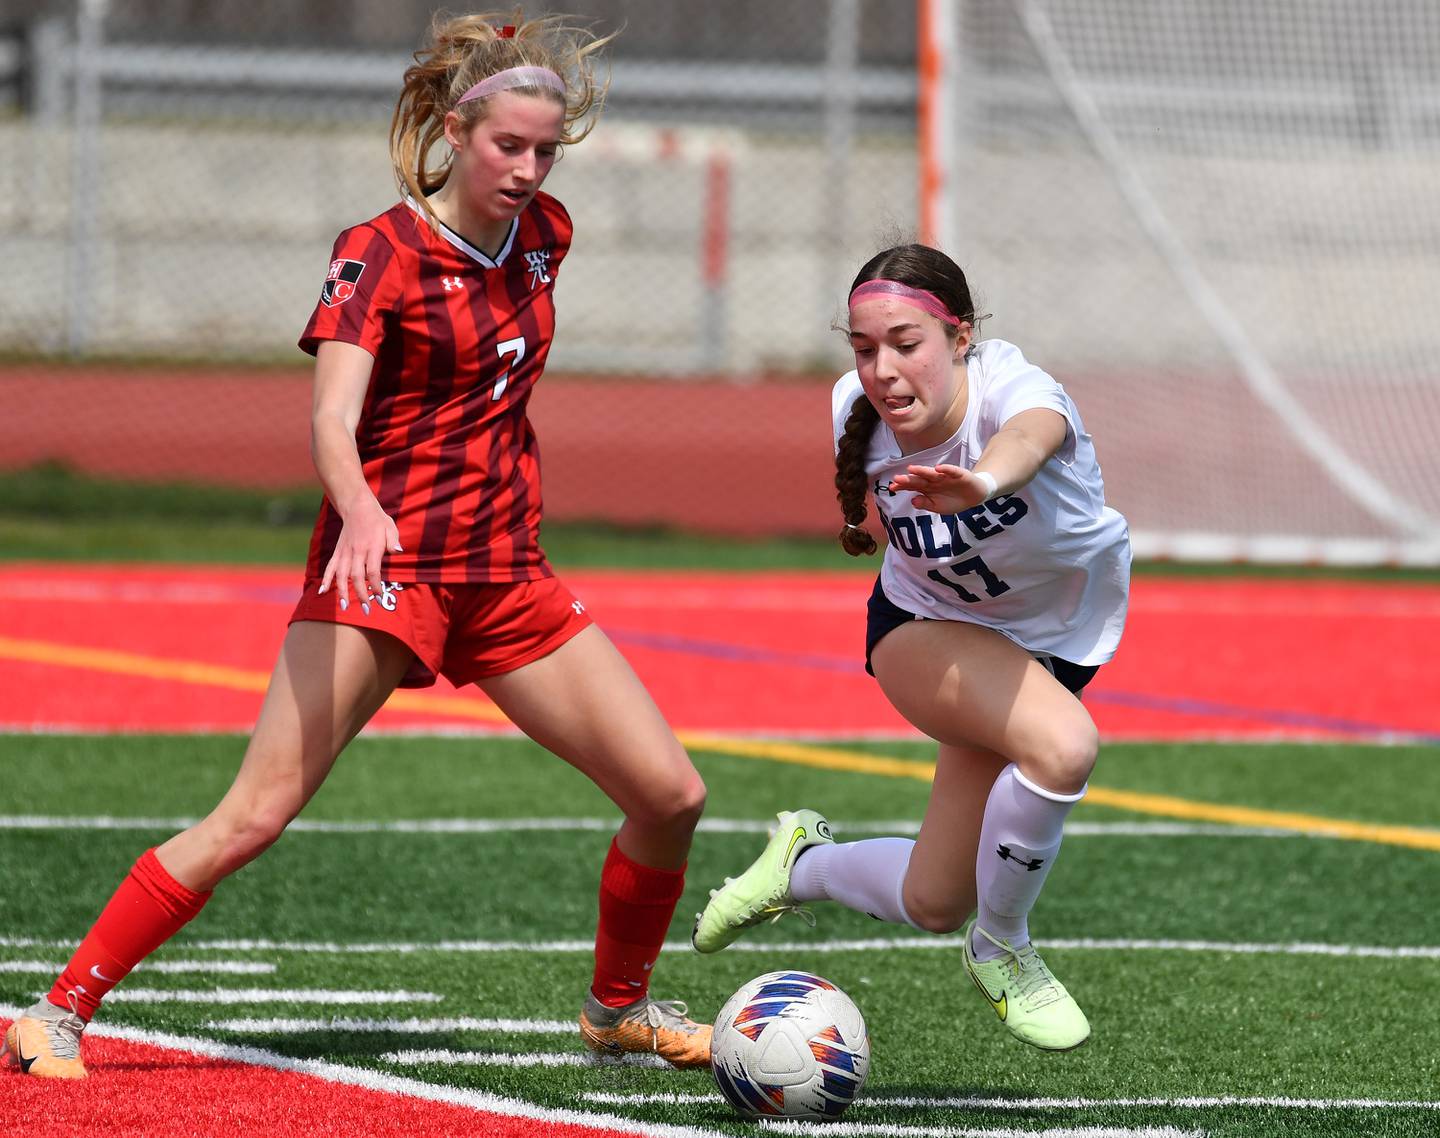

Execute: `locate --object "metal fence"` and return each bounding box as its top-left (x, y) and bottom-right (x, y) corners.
top-left (3, 0), bottom-right (1440, 559)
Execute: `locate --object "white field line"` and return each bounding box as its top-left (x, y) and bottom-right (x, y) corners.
top-left (104, 988), bottom-right (442, 1005)
top-left (208, 1015), bottom-right (575, 1034)
top-left (0, 959), bottom-right (274, 974)
top-left (0, 815), bottom-right (1359, 839)
top-left (758, 1124), bottom-right (1201, 1138)
top-left (583, 1091), bottom-right (1440, 1112)
top-left (0, 1000), bottom-right (731, 1138)
top-left (383, 1047), bottom-right (669, 1069)
top-left (2, 990), bottom-right (1430, 1131)
top-left (6, 934), bottom-right (1439, 960)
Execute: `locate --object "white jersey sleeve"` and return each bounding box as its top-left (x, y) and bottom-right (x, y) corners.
top-left (834, 339), bottom-right (1131, 666)
top-left (975, 339), bottom-right (1079, 464)
top-left (832, 376), bottom-right (868, 451)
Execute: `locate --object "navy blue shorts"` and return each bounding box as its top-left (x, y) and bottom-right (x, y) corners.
top-left (864, 576), bottom-right (1098, 694)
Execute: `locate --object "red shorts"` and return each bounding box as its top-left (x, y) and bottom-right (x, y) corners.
top-left (288, 575), bottom-right (593, 688)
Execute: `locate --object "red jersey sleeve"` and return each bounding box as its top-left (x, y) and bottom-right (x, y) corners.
top-left (298, 224), bottom-right (404, 357)
top-left (534, 192), bottom-right (573, 276)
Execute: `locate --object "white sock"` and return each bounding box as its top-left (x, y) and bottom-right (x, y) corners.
top-left (972, 763), bottom-right (1085, 961)
top-left (789, 838), bottom-right (920, 929)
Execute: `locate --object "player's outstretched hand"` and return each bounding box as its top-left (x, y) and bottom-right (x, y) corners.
top-left (318, 496), bottom-right (402, 614)
top-left (888, 464), bottom-right (993, 514)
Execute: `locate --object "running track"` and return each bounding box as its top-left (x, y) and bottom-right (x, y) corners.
top-left (2, 564), bottom-right (1437, 743)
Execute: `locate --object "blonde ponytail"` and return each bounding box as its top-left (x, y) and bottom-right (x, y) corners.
top-left (389, 9), bottom-right (614, 228)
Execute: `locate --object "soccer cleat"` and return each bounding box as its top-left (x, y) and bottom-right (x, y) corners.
top-left (579, 993), bottom-right (712, 1069)
top-left (2, 997), bottom-right (89, 1079)
top-left (691, 808), bottom-right (834, 954)
top-left (960, 920), bottom-right (1090, 1051)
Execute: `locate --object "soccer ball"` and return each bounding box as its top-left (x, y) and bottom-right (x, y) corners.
top-left (710, 970), bottom-right (870, 1121)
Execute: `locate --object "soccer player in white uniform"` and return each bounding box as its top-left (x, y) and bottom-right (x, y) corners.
top-left (693, 243), bottom-right (1130, 1052)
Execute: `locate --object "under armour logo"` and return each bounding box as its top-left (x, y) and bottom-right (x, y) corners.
top-left (873, 479), bottom-right (896, 498)
top-left (996, 844), bottom-right (1046, 871)
top-left (524, 249), bottom-right (552, 289)
top-left (571, 600), bottom-right (586, 614)
top-left (441, 276), bottom-right (464, 292)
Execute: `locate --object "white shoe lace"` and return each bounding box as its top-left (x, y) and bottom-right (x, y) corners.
top-left (644, 998), bottom-right (692, 1029)
top-left (708, 875), bottom-right (818, 929)
top-left (30, 996), bottom-right (85, 1061)
top-left (973, 926), bottom-right (1066, 1010)
top-left (642, 998), bottom-right (704, 1049)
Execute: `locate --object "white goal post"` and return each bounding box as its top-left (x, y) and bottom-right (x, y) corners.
top-left (917, 0), bottom-right (1440, 567)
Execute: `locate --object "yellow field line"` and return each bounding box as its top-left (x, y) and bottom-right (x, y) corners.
top-left (0, 636), bottom-right (510, 725)
top-left (678, 743), bottom-right (1440, 853)
top-left (4, 635), bottom-right (1436, 852)
top-left (1078, 786), bottom-right (1440, 853)
top-left (1, 636), bottom-right (273, 693)
top-left (678, 734), bottom-right (937, 781)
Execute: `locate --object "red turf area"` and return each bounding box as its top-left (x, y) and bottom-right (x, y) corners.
top-left (2, 563), bottom-right (1437, 741)
top-left (0, 1021), bottom-right (654, 1137)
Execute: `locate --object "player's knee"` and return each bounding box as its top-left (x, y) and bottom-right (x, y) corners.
top-left (904, 897), bottom-right (969, 936)
top-left (630, 772), bottom-right (706, 834)
top-left (662, 774), bottom-right (708, 831)
top-left (901, 880), bottom-right (971, 935)
top-left (212, 808), bottom-right (293, 874)
top-left (1021, 724), bottom-right (1098, 796)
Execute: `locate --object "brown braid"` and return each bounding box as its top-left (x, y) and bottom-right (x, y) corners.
top-left (834, 395), bottom-right (880, 556)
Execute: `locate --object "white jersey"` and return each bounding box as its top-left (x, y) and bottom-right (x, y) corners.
top-left (831, 338), bottom-right (1130, 666)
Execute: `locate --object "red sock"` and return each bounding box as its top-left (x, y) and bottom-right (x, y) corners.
top-left (49, 848), bottom-right (212, 1021)
top-left (591, 838), bottom-right (686, 1008)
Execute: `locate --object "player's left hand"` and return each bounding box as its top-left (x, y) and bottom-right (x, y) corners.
top-left (889, 464), bottom-right (993, 513)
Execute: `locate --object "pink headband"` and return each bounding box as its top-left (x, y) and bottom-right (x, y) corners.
top-left (848, 279), bottom-right (960, 326)
top-left (457, 65), bottom-right (567, 106)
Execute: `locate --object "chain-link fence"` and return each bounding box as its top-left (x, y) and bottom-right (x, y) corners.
top-left (3, 0), bottom-right (1439, 558)
top-left (0, 0), bottom-right (914, 372)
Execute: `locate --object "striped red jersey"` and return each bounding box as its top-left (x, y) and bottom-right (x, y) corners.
top-left (298, 193), bottom-right (572, 583)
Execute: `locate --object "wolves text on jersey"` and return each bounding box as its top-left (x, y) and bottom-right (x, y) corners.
top-left (878, 494), bottom-right (1030, 560)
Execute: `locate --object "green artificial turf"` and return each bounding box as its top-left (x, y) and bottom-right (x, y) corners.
top-left (2, 732), bottom-right (1437, 1135)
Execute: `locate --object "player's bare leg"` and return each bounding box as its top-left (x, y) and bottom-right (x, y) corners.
top-left (4, 622), bottom-right (414, 1078)
top-left (872, 620), bottom-right (1095, 1049)
top-left (479, 625), bottom-right (710, 1068)
top-left (901, 740), bottom-right (1010, 933)
top-left (478, 625), bottom-right (705, 868)
top-left (158, 621), bottom-right (416, 890)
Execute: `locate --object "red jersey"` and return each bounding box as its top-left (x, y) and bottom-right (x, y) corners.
top-left (298, 193), bottom-right (572, 583)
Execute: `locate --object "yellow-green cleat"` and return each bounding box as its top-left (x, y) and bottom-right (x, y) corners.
top-left (960, 920), bottom-right (1091, 1051)
top-left (691, 808), bottom-right (834, 954)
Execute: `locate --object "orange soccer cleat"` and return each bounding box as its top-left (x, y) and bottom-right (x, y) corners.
top-left (579, 993), bottom-right (712, 1069)
top-left (3, 998), bottom-right (89, 1079)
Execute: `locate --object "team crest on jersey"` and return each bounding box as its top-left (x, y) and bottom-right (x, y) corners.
top-left (321, 258), bottom-right (366, 307)
top-left (524, 249), bottom-right (552, 290)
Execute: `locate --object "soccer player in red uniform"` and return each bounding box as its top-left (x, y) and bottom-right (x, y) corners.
top-left (3, 12), bottom-right (711, 1079)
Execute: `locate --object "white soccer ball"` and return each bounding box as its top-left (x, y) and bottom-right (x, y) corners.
top-left (710, 970), bottom-right (870, 1121)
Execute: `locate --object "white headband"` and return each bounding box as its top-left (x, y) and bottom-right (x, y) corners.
top-left (456, 65), bottom-right (566, 106)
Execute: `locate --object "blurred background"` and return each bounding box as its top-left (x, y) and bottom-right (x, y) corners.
top-left (1, 0), bottom-right (1438, 563)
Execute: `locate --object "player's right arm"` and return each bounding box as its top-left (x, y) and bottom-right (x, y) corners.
top-left (311, 340), bottom-right (401, 609)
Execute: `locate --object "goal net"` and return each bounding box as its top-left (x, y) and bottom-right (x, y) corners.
top-left (929, 0), bottom-right (1440, 565)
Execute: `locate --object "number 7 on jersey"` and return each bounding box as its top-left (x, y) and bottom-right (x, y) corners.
top-left (494, 336), bottom-right (526, 401)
